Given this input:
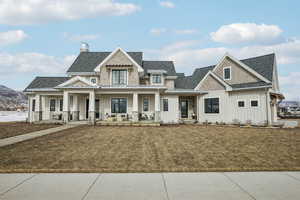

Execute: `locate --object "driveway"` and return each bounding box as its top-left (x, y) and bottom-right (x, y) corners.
top-left (0, 172), bottom-right (299, 200)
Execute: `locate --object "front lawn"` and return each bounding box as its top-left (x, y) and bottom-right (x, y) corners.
top-left (0, 122), bottom-right (60, 139)
top-left (0, 125), bottom-right (299, 172)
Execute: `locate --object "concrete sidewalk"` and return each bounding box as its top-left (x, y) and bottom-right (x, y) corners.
top-left (0, 125), bottom-right (78, 147)
top-left (0, 172), bottom-right (299, 200)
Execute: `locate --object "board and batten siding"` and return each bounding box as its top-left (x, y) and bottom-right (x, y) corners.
top-left (198, 89), bottom-right (268, 124)
top-left (160, 95), bottom-right (179, 123)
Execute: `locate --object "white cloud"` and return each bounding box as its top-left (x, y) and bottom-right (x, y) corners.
top-left (0, 0), bottom-right (140, 25)
top-left (150, 28), bottom-right (167, 36)
top-left (0, 52), bottom-right (76, 75)
top-left (159, 1), bottom-right (175, 8)
top-left (211, 23), bottom-right (283, 44)
top-left (0, 30), bottom-right (28, 46)
top-left (175, 29), bottom-right (199, 35)
top-left (279, 73), bottom-right (300, 100)
top-left (63, 32), bottom-right (100, 42)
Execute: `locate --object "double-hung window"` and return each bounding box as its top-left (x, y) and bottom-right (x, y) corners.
top-left (143, 98), bottom-right (149, 112)
top-left (152, 74), bottom-right (162, 84)
top-left (112, 70), bottom-right (127, 85)
top-left (204, 98), bottom-right (219, 113)
top-left (50, 99), bottom-right (56, 112)
top-left (111, 98), bottom-right (127, 113)
top-left (223, 67), bottom-right (231, 80)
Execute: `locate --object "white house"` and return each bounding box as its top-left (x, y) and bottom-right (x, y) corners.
top-left (24, 44), bottom-right (284, 125)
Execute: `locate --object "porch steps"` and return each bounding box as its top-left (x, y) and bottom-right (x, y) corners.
top-left (96, 121), bottom-right (160, 127)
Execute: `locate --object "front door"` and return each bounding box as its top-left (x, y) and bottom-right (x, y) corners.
top-left (181, 100), bottom-right (188, 118)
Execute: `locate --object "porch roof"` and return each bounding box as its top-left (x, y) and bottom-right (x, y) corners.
top-left (165, 89), bottom-right (207, 94)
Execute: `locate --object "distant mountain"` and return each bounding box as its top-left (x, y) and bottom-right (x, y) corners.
top-left (0, 85), bottom-right (27, 111)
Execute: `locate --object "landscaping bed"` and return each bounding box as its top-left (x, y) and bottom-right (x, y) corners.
top-left (0, 122), bottom-right (60, 139)
top-left (0, 125), bottom-right (299, 173)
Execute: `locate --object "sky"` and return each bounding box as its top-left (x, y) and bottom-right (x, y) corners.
top-left (0, 0), bottom-right (299, 100)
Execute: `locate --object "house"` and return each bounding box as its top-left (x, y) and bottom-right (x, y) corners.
top-left (24, 44), bottom-right (284, 125)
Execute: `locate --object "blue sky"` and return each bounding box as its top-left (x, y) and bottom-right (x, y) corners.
top-left (0, 0), bottom-right (299, 100)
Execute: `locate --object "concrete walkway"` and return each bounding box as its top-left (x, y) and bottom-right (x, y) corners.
top-left (0, 125), bottom-right (78, 147)
top-left (0, 172), bottom-right (299, 200)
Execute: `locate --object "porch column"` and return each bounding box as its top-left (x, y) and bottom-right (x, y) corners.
top-left (89, 91), bottom-right (95, 125)
top-left (132, 92), bottom-right (139, 122)
top-left (63, 91), bottom-right (70, 123)
top-left (154, 92), bottom-right (161, 122)
top-left (34, 94), bottom-right (42, 121)
top-left (72, 95), bottom-right (79, 121)
top-left (196, 95), bottom-right (200, 123)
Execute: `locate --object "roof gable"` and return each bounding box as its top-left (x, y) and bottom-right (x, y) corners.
top-left (56, 76), bottom-right (97, 88)
top-left (67, 51), bottom-right (143, 73)
top-left (94, 48), bottom-right (144, 73)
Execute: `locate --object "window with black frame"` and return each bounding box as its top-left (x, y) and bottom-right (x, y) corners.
top-left (59, 99), bottom-right (63, 111)
top-left (143, 98), bottom-right (149, 112)
top-left (112, 69), bottom-right (127, 85)
top-left (50, 99), bottom-right (56, 111)
top-left (204, 98), bottom-right (219, 113)
top-left (163, 99), bottom-right (168, 111)
top-left (111, 98), bottom-right (127, 113)
top-left (32, 99), bottom-right (36, 112)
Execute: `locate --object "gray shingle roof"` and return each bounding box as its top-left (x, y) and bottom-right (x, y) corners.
top-left (240, 53), bottom-right (274, 81)
top-left (67, 52), bottom-right (143, 72)
top-left (231, 81), bottom-right (272, 89)
top-left (142, 61), bottom-right (177, 76)
top-left (24, 77), bottom-right (70, 91)
top-left (175, 53), bottom-right (275, 89)
top-left (175, 65), bottom-right (215, 89)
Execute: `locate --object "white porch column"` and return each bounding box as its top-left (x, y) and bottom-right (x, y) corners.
top-left (63, 91), bottom-right (70, 123)
top-left (89, 90), bottom-right (95, 125)
top-left (72, 95), bottom-right (79, 121)
top-left (196, 95), bottom-right (200, 123)
top-left (34, 94), bottom-right (42, 121)
top-left (154, 92), bottom-right (161, 122)
top-left (132, 92), bottom-right (139, 122)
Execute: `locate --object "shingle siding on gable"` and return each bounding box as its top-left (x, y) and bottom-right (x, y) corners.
top-left (199, 75), bottom-right (225, 91)
top-left (214, 57), bottom-right (260, 85)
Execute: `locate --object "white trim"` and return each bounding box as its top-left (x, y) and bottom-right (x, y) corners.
top-left (56, 76), bottom-right (97, 88)
top-left (213, 53), bottom-right (271, 83)
top-left (67, 72), bottom-right (96, 76)
top-left (237, 99), bottom-right (246, 108)
top-left (250, 99), bottom-right (260, 108)
top-left (94, 47), bottom-right (144, 73)
top-left (231, 85), bottom-right (272, 91)
top-left (142, 97), bottom-right (150, 112)
top-left (109, 96), bottom-right (129, 114)
top-left (150, 74), bottom-right (164, 86)
top-left (194, 71), bottom-right (232, 91)
top-left (110, 69), bottom-right (129, 86)
top-left (90, 77), bottom-right (98, 85)
top-left (223, 66), bottom-right (231, 80)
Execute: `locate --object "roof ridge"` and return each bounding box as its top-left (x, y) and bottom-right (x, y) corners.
top-left (143, 60), bottom-right (173, 62)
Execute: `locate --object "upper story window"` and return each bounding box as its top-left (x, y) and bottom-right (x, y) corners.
top-left (223, 67), bottom-right (231, 80)
top-left (112, 69), bottom-right (127, 85)
top-left (251, 100), bottom-right (259, 107)
top-left (238, 100), bottom-right (245, 108)
top-left (152, 74), bottom-right (162, 84)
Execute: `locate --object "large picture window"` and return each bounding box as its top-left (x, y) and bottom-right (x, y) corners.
top-left (112, 70), bottom-right (127, 85)
top-left (111, 98), bottom-right (127, 113)
top-left (50, 99), bottom-right (56, 111)
top-left (204, 98), bottom-right (219, 113)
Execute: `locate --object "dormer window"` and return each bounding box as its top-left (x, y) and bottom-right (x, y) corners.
top-left (112, 69), bottom-right (127, 85)
top-left (223, 67), bottom-right (231, 80)
top-left (151, 74), bottom-right (162, 84)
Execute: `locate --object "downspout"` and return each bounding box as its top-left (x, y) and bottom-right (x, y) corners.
top-left (265, 88), bottom-right (270, 126)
